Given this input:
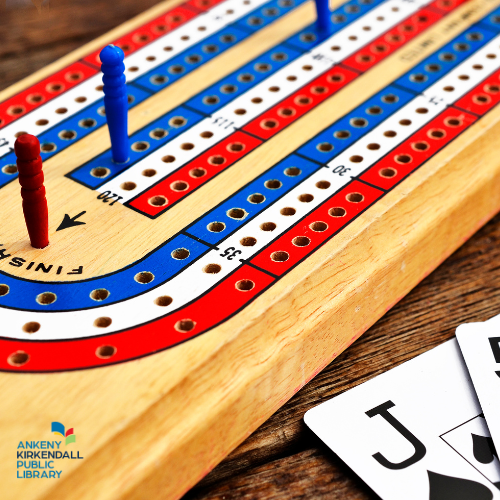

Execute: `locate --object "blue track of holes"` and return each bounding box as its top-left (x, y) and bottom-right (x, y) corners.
top-left (297, 84), bottom-right (415, 163)
top-left (393, 26), bottom-right (499, 94)
top-left (69, 106), bottom-right (203, 188)
top-left (185, 154), bottom-right (320, 244)
top-left (3, 3), bottom-right (500, 313)
top-left (133, 25), bottom-right (251, 92)
top-left (298, 20), bottom-right (500, 163)
top-left (0, 234), bottom-right (208, 312)
top-left (185, 43), bottom-right (302, 114)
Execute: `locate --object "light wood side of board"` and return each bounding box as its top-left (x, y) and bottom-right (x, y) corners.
top-left (2, 0), bottom-right (500, 499)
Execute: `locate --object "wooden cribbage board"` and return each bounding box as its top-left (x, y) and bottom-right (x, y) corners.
top-left (2, 0), bottom-right (500, 497)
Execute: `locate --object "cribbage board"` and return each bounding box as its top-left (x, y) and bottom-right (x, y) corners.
top-left (2, 0), bottom-right (500, 497)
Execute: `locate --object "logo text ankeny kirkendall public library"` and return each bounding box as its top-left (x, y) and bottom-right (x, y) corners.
top-left (16, 422), bottom-right (83, 479)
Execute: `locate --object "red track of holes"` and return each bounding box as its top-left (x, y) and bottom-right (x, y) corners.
top-left (360, 107), bottom-right (477, 190)
top-left (427, 0), bottom-right (472, 14)
top-left (0, 265), bottom-right (274, 372)
top-left (243, 67), bottom-right (358, 140)
top-left (250, 180), bottom-right (383, 275)
top-left (342, 8), bottom-right (442, 72)
top-left (0, 0), bottom-right (221, 130)
top-left (129, 131), bottom-right (262, 217)
top-left (0, 62), bottom-right (98, 129)
top-left (455, 68), bottom-right (500, 116)
top-left (82, 4), bottom-right (200, 67)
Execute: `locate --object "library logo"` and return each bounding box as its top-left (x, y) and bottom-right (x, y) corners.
top-left (16, 422), bottom-right (84, 479)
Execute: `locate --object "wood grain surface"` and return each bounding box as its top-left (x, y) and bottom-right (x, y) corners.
top-left (2, 1), bottom-right (500, 498)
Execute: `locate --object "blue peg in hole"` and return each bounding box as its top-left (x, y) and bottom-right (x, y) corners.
top-left (100, 45), bottom-right (129, 164)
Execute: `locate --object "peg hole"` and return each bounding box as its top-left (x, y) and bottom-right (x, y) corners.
top-left (23, 322), bottom-right (40, 333)
top-left (134, 272), bottom-right (154, 284)
top-left (96, 345), bottom-right (116, 358)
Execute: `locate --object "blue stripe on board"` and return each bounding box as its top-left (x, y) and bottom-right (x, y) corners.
top-left (185, 44), bottom-right (302, 114)
top-left (68, 106), bottom-right (204, 188)
top-left (0, 85), bottom-right (151, 188)
top-left (134, 26), bottom-right (251, 92)
top-left (0, 234), bottom-right (208, 312)
top-left (185, 154), bottom-right (319, 244)
top-left (297, 84), bottom-right (415, 163)
top-left (394, 24), bottom-right (498, 94)
top-left (236, 0), bottom-right (309, 33)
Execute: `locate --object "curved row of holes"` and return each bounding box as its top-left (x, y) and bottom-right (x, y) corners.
top-left (0, 181), bottom-right (359, 308)
top-left (6, 272), bottom-right (258, 366)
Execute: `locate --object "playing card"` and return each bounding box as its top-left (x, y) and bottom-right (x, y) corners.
top-left (457, 320), bottom-right (500, 461)
top-left (304, 340), bottom-right (500, 499)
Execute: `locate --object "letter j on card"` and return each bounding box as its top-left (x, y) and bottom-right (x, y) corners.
top-left (304, 340), bottom-right (500, 499)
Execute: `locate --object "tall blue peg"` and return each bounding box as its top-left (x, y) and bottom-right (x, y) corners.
top-left (315, 0), bottom-right (331, 32)
top-left (100, 45), bottom-right (129, 164)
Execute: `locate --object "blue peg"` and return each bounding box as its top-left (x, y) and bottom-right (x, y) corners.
top-left (100, 45), bottom-right (129, 164)
top-left (315, 0), bottom-right (331, 32)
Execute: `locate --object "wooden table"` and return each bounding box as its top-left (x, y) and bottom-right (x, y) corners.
top-left (3, 1), bottom-right (500, 498)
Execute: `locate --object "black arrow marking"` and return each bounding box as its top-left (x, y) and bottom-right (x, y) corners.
top-left (56, 211), bottom-right (87, 232)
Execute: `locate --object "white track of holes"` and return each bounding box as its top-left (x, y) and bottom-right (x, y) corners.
top-left (4, 38), bottom-right (500, 340)
top-left (0, 0), bottom-right (270, 158)
top-left (98, 0), bottom-right (431, 202)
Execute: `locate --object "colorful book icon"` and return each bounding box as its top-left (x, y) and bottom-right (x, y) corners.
top-left (51, 421), bottom-right (76, 445)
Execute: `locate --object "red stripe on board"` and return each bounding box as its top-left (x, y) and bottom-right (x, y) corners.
top-left (427, 0), bottom-right (471, 14)
top-left (189, 0), bottom-right (227, 11)
top-left (454, 68), bottom-right (500, 115)
top-left (360, 107), bottom-right (476, 190)
top-left (0, 62), bottom-right (98, 130)
top-left (83, 5), bottom-right (200, 67)
top-left (250, 180), bottom-right (383, 275)
top-left (128, 131), bottom-right (262, 217)
top-left (342, 8), bottom-right (443, 73)
top-left (0, 265), bottom-right (274, 372)
top-left (242, 66), bottom-right (358, 140)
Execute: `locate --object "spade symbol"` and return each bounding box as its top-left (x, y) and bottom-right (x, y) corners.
top-left (428, 470), bottom-right (493, 500)
top-left (472, 434), bottom-right (498, 464)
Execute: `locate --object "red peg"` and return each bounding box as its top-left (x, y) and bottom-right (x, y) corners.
top-left (14, 134), bottom-right (49, 249)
